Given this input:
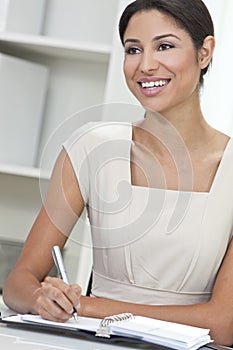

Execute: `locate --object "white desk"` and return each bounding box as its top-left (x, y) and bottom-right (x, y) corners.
top-left (0, 299), bottom-right (162, 350)
top-left (0, 299), bottom-right (230, 350)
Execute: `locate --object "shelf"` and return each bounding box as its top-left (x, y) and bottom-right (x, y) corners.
top-left (0, 163), bottom-right (50, 180)
top-left (0, 32), bottom-right (111, 62)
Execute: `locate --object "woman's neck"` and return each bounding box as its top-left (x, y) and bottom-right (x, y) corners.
top-left (137, 108), bottom-right (216, 153)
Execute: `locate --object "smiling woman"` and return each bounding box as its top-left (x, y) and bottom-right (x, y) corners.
top-left (2, 0), bottom-right (233, 347)
top-left (121, 9), bottom-right (214, 118)
top-left (119, 0), bottom-right (214, 85)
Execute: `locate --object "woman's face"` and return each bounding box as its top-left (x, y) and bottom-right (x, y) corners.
top-left (123, 10), bottom-right (202, 115)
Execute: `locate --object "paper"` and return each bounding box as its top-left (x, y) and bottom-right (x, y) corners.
top-left (21, 314), bottom-right (101, 333)
top-left (110, 316), bottom-right (211, 350)
top-left (2, 314), bottom-right (212, 350)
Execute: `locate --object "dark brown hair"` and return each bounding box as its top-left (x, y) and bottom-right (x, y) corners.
top-left (119, 0), bottom-right (214, 85)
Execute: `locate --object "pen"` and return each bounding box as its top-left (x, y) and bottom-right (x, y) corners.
top-left (52, 245), bottom-right (78, 321)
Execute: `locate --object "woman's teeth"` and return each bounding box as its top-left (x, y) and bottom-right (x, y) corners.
top-left (141, 80), bottom-right (167, 88)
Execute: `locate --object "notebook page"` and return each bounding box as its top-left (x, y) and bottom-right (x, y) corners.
top-left (110, 316), bottom-right (211, 349)
top-left (141, 335), bottom-right (211, 350)
top-left (2, 314), bottom-right (212, 350)
top-left (20, 314), bottom-right (101, 332)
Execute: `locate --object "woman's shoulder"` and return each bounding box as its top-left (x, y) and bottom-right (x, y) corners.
top-left (64, 121), bottom-right (132, 149)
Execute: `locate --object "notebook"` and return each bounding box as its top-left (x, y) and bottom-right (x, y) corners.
top-left (0, 312), bottom-right (212, 350)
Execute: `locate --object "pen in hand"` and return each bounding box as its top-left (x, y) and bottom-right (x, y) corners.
top-left (52, 245), bottom-right (78, 321)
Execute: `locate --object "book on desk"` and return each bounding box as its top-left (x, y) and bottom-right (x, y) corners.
top-left (0, 311), bottom-right (213, 350)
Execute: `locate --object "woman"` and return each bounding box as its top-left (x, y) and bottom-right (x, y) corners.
top-left (3, 0), bottom-right (233, 345)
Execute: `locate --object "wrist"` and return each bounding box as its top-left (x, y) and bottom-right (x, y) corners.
top-left (78, 295), bottom-right (88, 316)
top-left (31, 285), bottom-right (42, 314)
top-left (79, 295), bottom-right (115, 319)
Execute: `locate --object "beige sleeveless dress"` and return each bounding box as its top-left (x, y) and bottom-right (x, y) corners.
top-left (63, 122), bottom-right (233, 305)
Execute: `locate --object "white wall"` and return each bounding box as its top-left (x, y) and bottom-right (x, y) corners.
top-left (201, 0), bottom-right (233, 136)
top-left (104, 0), bottom-right (140, 107)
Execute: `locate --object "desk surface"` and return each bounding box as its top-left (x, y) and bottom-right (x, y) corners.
top-left (0, 323), bottom-right (220, 350)
top-left (0, 298), bottom-right (229, 350)
top-left (0, 323), bottom-right (140, 350)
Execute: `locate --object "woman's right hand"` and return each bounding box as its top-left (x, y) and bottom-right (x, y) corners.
top-left (34, 276), bottom-right (82, 322)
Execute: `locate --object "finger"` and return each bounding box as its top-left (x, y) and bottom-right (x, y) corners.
top-left (65, 284), bottom-right (82, 310)
top-left (44, 277), bottom-right (82, 309)
top-left (41, 281), bottom-right (74, 316)
top-left (43, 276), bottom-right (63, 287)
top-left (37, 298), bottom-right (71, 322)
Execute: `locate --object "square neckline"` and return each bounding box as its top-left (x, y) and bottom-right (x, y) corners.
top-left (127, 123), bottom-right (232, 194)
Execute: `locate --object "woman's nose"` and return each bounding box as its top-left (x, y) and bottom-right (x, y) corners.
top-left (140, 50), bottom-right (159, 74)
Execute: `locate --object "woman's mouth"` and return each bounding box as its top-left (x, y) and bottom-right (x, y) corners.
top-left (137, 79), bottom-right (170, 97)
top-left (139, 79), bottom-right (169, 88)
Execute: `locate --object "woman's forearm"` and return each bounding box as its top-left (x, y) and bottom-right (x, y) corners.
top-left (3, 269), bottom-right (42, 315)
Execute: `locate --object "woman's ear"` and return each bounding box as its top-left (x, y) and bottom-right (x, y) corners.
top-left (198, 35), bottom-right (215, 69)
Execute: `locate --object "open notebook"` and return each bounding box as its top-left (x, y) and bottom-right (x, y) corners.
top-left (0, 312), bottom-right (212, 350)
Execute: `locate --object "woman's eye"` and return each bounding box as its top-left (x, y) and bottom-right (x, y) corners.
top-left (158, 43), bottom-right (174, 51)
top-left (125, 47), bottom-right (141, 55)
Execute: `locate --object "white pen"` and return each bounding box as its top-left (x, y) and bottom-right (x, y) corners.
top-left (52, 245), bottom-right (78, 321)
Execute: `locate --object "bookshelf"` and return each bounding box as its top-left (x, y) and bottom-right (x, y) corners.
top-left (0, 0), bottom-right (135, 292)
top-left (0, 33), bottom-right (111, 62)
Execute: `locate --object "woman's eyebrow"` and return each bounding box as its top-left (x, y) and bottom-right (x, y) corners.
top-left (124, 38), bottom-right (140, 45)
top-left (124, 33), bottom-right (180, 45)
top-left (153, 33), bottom-right (181, 41)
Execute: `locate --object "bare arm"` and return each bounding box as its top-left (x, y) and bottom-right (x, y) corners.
top-left (3, 149), bottom-right (84, 320)
top-left (3, 148), bottom-right (233, 344)
top-left (79, 238), bottom-right (233, 346)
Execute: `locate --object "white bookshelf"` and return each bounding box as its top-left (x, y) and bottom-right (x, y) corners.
top-left (0, 163), bottom-right (50, 179)
top-left (0, 33), bottom-right (111, 62)
top-left (0, 0), bottom-right (128, 292)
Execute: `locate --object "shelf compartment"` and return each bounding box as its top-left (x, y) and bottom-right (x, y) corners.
top-left (0, 163), bottom-right (50, 180)
top-left (0, 33), bottom-right (111, 62)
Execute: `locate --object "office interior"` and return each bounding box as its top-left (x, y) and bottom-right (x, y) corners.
top-left (0, 0), bottom-right (232, 317)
